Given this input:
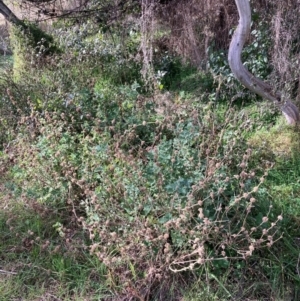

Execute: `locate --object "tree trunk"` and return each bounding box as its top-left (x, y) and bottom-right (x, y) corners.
top-left (0, 1), bottom-right (22, 25)
top-left (228, 0), bottom-right (300, 125)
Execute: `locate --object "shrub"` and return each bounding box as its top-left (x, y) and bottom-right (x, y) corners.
top-left (3, 85), bottom-right (284, 299)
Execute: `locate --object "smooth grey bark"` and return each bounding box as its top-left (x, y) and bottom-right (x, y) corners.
top-left (228, 0), bottom-right (300, 124)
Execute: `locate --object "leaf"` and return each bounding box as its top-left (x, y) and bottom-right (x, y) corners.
top-left (159, 212), bottom-right (173, 224)
top-left (143, 204), bottom-right (152, 216)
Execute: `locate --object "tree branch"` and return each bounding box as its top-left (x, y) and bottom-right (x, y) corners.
top-left (228, 0), bottom-right (300, 124)
top-left (0, 0), bottom-right (22, 25)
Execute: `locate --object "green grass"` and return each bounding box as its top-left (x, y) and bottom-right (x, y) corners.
top-left (0, 55), bottom-right (12, 68)
top-left (0, 199), bottom-right (111, 300)
top-left (1, 28), bottom-right (300, 299)
top-left (2, 117), bottom-right (300, 300)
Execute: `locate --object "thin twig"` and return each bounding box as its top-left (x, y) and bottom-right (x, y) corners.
top-left (0, 269), bottom-right (17, 275)
top-left (296, 252), bottom-right (300, 277)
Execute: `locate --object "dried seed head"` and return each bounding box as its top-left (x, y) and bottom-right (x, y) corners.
top-left (163, 233), bottom-right (169, 240)
top-left (198, 208), bottom-right (204, 219)
top-left (240, 162), bottom-right (246, 168)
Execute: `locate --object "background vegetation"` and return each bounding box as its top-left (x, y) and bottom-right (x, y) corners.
top-left (0, 0), bottom-right (300, 300)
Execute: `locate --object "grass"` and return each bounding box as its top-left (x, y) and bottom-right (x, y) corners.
top-left (1, 108), bottom-right (300, 300)
top-left (245, 120), bottom-right (300, 300)
top-left (1, 45), bottom-right (300, 299)
top-left (0, 194), bottom-right (111, 300)
top-left (0, 55), bottom-right (12, 68)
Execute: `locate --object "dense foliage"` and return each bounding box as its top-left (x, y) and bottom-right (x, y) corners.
top-left (1, 1), bottom-right (300, 300)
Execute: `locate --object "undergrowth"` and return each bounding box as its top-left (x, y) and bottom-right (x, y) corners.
top-left (0, 16), bottom-right (300, 301)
